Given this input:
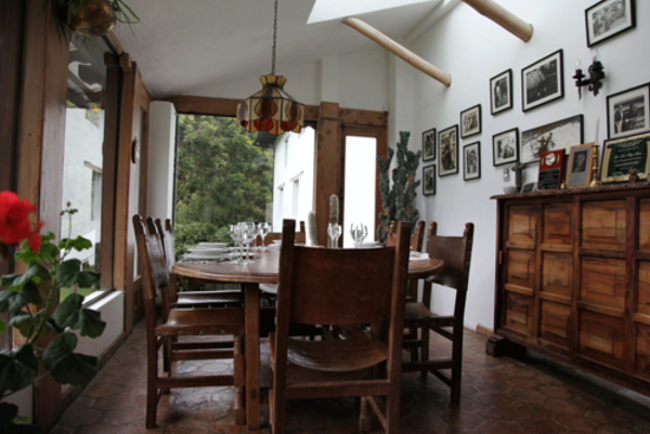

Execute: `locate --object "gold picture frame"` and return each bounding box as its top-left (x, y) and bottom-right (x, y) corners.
top-left (567, 143), bottom-right (595, 188)
top-left (601, 133), bottom-right (650, 183)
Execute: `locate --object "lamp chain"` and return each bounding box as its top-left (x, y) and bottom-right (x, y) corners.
top-left (271, 0), bottom-right (278, 75)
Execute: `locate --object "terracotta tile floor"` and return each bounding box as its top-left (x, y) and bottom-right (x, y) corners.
top-left (52, 319), bottom-right (650, 434)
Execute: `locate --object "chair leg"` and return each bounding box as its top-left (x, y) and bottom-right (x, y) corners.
top-left (271, 383), bottom-right (286, 434)
top-left (384, 385), bottom-right (401, 433)
top-left (420, 325), bottom-right (430, 379)
top-left (234, 334), bottom-right (246, 425)
top-left (359, 396), bottom-right (372, 433)
top-left (146, 336), bottom-right (160, 429)
top-left (409, 327), bottom-right (419, 362)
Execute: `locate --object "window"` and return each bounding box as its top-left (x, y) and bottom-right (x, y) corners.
top-left (342, 136), bottom-right (377, 247)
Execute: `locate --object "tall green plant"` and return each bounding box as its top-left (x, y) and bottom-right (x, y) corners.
top-left (376, 131), bottom-right (421, 245)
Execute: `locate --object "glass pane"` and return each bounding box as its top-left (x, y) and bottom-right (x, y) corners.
top-left (61, 37), bottom-right (111, 300)
top-left (271, 127), bottom-right (316, 232)
top-left (343, 136), bottom-right (376, 247)
top-left (131, 108), bottom-right (145, 279)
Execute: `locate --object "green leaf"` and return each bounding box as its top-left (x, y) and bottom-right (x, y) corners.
top-left (0, 344), bottom-right (39, 396)
top-left (0, 282), bottom-right (42, 314)
top-left (53, 294), bottom-right (106, 338)
top-left (0, 274), bottom-right (21, 290)
top-left (8, 313), bottom-right (35, 338)
top-left (38, 242), bottom-right (59, 260)
top-left (74, 271), bottom-right (100, 289)
top-left (42, 333), bottom-right (97, 386)
top-left (55, 259), bottom-right (81, 287)
top-left (0, 318), bottom-right (6, 335)
top-left (3, 264), bottom-right (51, 291)
top-left (13, 248), bottom-right (38, 264)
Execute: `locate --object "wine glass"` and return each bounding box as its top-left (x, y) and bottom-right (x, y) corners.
top-left (259, 222), bottom-right (271, 250)
top-left (229, 224), bottom-right (243, 263)
top-left (350, 223), bottom-right (368, 248)
top-left (240, 222), bottom-right (255, 265)
top-left (327, 223), bottom-right (341, 248)
top-left (249, 222), bottom-right (261, 251)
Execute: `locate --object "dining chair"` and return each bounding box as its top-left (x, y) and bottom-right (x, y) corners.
top-left (402, 222), bottom-right (474, 404)
top-left (269, 219), bottom-right (411, 434)
top-left (133, 215), bottom-right (246, 428)
top-left (263, 220), bottom-right (306, 245)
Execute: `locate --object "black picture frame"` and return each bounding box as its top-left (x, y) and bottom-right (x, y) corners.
top-left (492, 128), bottom-right (519, 167)
top-left (585, 0), bottom-right (636, 47)
top-left (490, 69), bottom-right (513, 115)
top-left (606, 82), bottom-right (650, 139)
top-left (422, 128), bottom-right (436, 161)
top-left (520, 114), bottom-right (584, 164)
top-left (438, 125), bottom-right (459, 176)
top-left (422, 165), bottom-right (436, 196)
top-left (521, 49), bottom-right (564, 112)
top-left (460, 104), bottom-right (481, 138)
top-left (463, 142), bottom-right (481, 181)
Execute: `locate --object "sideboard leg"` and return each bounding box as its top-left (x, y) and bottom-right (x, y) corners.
top-left (486, 335), bottom-right (526, 357)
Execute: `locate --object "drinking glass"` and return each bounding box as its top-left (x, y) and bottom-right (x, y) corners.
top-left (327, 223), bottom-right (341, 248)
top-left (240, 222), bottom-right (255, 265)
top-left (259, 222), bottom-right (271, 250)
top-left (229, 224), bottom-right (243, 263)
top-left (350, 223), bottom-right (368, 248)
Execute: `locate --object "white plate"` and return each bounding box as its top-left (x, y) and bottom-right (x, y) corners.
top-left (183, 252), bottom-right (231, 261)
top-left (199, 242), bottom-right (228, 248)
top-left (188, 247), bottom-right (229, 254)
top-left (409, 251), bottom-right (430, 261)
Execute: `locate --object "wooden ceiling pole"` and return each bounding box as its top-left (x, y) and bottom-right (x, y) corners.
top-left (343, 17), bottom-right (451, 87)
top-left (462, 0), bottom-right (533, 42)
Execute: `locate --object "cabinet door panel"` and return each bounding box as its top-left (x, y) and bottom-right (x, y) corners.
top-left (640, 199), bottom-right (650, 252)
top-left (540, 301), bottom-right (571, 350)
top-left (636, 324), bottom-right (650, 380)
top-left (580, 257), bottom-right (626, 309)
top-left (543, 203), bottom-right (573, 245)
top-left (639, 261), bottom-right (650, 317)
top-left (581, 200), bottom-right (626, 250)
top-left (542, 252), bottom-right (573, 299)
top-left (508, 206), bottom-right (536, 245)
top-left (506, 249), bottom-right (536, 289)
top-left (578, 311), bottom-right (625, 368)
top-left (505, 291), bottom-right (534, 337)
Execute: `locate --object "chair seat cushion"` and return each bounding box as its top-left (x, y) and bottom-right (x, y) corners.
top-left (284, 331), bottom-right (388, 373)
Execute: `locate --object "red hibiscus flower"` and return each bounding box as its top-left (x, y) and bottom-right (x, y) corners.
top-left (0, 191), bottom-right (43, 252)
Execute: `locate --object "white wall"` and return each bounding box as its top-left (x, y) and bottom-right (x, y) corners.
top-left (406, 0), bottom-right (649, 331)
top-left (147, 101), bottom-right (178, 221)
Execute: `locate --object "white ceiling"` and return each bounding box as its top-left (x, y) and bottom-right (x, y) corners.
top-left (113, 0), bottom-right (445, 98)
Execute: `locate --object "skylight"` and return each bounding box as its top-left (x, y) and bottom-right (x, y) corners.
top-left (307, 0), bottom-right (436, 24)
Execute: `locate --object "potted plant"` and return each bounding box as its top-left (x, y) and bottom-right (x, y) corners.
top-left (0, 191), bottom-right (105, 433)
top-left (55, 0), bottom-right (139, 39)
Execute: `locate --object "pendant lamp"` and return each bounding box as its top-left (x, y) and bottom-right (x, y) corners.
top-left (236, 0), bottom-right (304, 136)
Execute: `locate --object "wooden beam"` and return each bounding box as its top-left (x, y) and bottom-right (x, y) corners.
top-left (462, 0), bottom-right (533, 42)
top-left (342, 17), bottom-right (451, 87)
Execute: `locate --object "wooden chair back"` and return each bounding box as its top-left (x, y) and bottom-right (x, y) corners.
top-left (387, 220), bottom-right (425, 251)
top-left (425, 222), bottom-right (474, 293)
top-left (155, 218), bottom-right (176, 274)
top-left (133, 215), bottom-right (171, 310)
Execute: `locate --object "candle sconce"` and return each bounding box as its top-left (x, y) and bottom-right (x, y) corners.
top-left (573, 58), bottom-right (605, 99)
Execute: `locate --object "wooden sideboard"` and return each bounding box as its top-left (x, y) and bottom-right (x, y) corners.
top-left (491, 182), bottom-right (650, 396)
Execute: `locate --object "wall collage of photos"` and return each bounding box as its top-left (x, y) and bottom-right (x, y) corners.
top-left (420, 0), bottom-right (648, 196)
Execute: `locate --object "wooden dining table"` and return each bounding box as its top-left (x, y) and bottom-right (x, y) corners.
top-left (172, 247), bottom-right (444, 430)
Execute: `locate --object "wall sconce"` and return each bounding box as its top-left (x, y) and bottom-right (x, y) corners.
top-left (573, 57), bottom-right (605, 99)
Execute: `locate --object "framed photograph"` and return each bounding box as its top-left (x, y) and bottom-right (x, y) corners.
top-left (490, 69), bottom-right (513, 115)
top-left (460, 104), bottom-right (481, 138)
top-left (606, 83), bottom-right (649, 139)
top-left (567, 143), bottom-right (595, 188)
top-left (463, 142), bottom-right (481, 181)
top-left (601, 132), bottom-right (650, 183)
top-left (521, 49), bottom-right (564, 112)
top-left (422, 128), bottom-right (436, 161)
top-left (492, 128), bottom-right (519, 167)
top-left (520, 115), bottom-right (584, 164)
top-left (438, 125), bottom-right (459, 176)
top-left (422, 165), bottom-right (436, 196)
top-left (586, 0), bottom-right (636, 47)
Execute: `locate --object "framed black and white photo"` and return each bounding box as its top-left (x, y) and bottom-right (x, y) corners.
top-left (520, 115), bottom-right (584, 164)
top-left (521, 49), bottom-right (564, 112)
top-left (585, 0), bottom-right (636, 47)
top-left (490, 69), bottom-right (513, 115)
top-left (460, 104), bottom-right (481, 138)
top-left (463, 142), bottom-right (481, 181)
top-left (438, 125), bottom-right (459, 176)
top-left (422, 165), bottom-right (436, 196)
top-left (567, 143), bottom-right (595, 188)
top-left (606, 83), bottom-right (649, 139)
top-left (492, 128), bottom-right (519, 167)
top-left (422, 128), bottom-right (436, 161)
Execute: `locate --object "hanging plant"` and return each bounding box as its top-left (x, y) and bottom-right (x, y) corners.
top-left (54, 0), bottom-right (139, 42)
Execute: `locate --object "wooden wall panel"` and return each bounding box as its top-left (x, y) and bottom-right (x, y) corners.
top-left (506, 249), bottom-right (536, 289)
top-left (541, 252), bottom-right (572, 298)
top-left (580, 257), bottom-right (626, 309)
top-left (314, 102), bottom-right (341, 246)
top-left (636, 324), bottom-right (650, 380)
top-left (638, 261), bottom-right (650, 317)
top-left (540, 300), bottom-right (571, 350)
top-left (578, 310), bottom-right (625, 368)
top-left (507, 206), bottom-right (536, 245)
top-left (581, 200), bottom-right (626, 250)
top-left (543, 203), bottom-right (573, 245)
top-left (505, 292), bottom-right (534, 337)
top-left (640, 199), bottom-right (650, 251)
